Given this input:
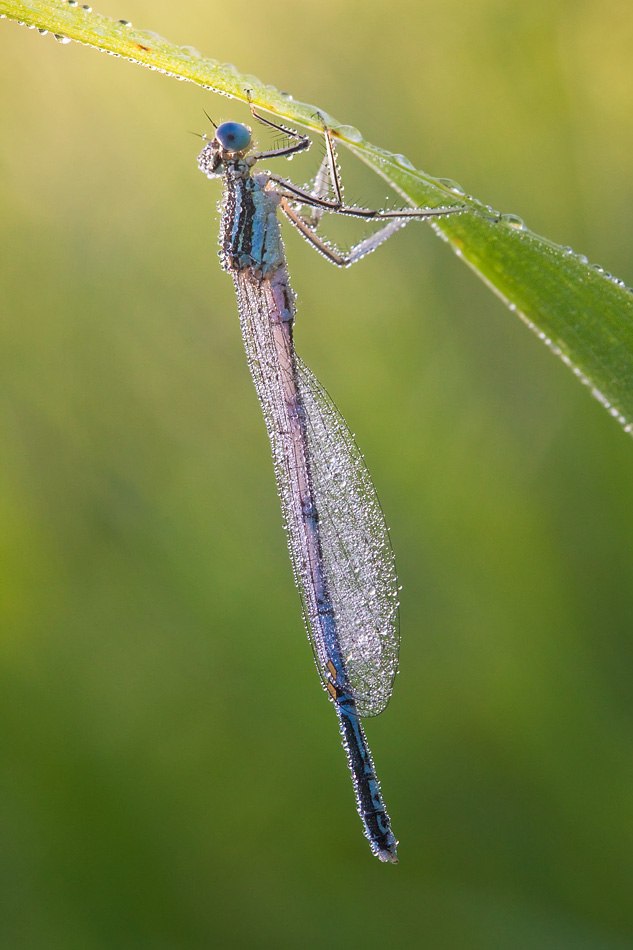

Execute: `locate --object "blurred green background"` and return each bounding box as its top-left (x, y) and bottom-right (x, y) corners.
top-left (2, 1), bottom-right (633, 947)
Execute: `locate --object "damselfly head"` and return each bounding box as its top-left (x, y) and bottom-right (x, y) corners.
top-left (197, 121), bottom-right (253, 179)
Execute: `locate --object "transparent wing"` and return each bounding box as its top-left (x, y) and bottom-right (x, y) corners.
top-left (296, 357), bottom-right (400, 717)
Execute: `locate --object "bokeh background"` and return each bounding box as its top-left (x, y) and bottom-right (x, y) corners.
top-left (2, 1), bottom-right (633, 946)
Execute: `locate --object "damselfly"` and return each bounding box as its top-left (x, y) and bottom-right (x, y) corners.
top-left (197, 107), bottom-right (462, 862)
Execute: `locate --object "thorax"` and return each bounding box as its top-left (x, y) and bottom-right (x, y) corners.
top-left (220, 170), bottom-right (285, 277)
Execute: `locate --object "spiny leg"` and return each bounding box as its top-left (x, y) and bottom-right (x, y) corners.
top-left (281, 197), bottom-right (409, 267)
top-left (292, 115), bottom-right (346, 230)
top-left (319, 118), bottom-right (344, 207)
top-left (245, 93), bottom-right (312, 162)
top-left (272, 171), bottom-right (464, 221)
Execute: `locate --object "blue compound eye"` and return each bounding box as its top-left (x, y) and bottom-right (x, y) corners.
top-left (215, 122), bottom-right (252, 153)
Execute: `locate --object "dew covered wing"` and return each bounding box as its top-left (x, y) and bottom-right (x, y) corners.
top-left (296, 359), bottom-right (400, 717)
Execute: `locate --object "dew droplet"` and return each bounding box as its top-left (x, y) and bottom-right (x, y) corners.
top-left (38, 27), bottom-right (48, 35)
top-left (81, 3), bottom-right (92, 9)
top-left (499, 213), bottom-right (525, 230)
top-left (118, 19), bottom-right (132, 27)
top-left (67, 0), bottom-right (78, 6)
top-left (54, 33), bottom-right (72, 44)
top-left (394, 154), bottom-right (415, 170)
top-left (334, 124), bottom-right (363, 143)
top-left (438, 177), bottom-right (465, 195)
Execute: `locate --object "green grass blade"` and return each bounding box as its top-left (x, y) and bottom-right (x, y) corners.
top-left (3, 0), bottom-right (633, 432)
top-left (352, 142), bottom-right (633, 433)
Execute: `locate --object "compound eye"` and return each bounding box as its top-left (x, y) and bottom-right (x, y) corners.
top-left (215, 122), bottom-right (252, 153)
